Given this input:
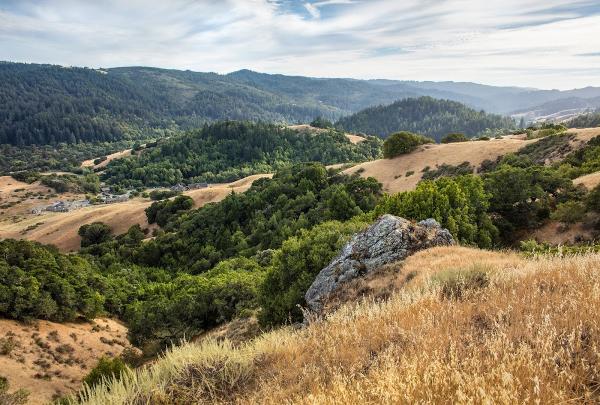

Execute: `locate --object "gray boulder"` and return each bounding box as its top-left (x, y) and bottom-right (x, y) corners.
top-left (304, 215), bottom-right (454, 315)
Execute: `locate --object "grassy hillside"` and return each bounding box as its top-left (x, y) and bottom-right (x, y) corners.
top-left (2, 129), bottom-right (600, 401)
top-left (344, 128), bottom-right (600, 193)
top-left (336, 97), bottom-right (516, 141)
top-left (0, 318), bottom-right (130, 405)
top-left (75, 246), bottom-right (600, 404)
top-left (0, 173), bottom-right (271, 252)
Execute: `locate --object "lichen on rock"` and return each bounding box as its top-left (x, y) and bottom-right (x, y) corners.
top-left (304, 215), bottom-right (454, 316)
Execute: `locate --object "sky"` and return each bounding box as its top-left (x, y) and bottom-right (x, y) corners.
top-left (1, 0), bottom-right (599, 89)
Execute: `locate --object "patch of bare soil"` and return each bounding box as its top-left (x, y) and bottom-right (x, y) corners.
top-left (529, 219), bottom-right (597, 245)
top-left (574, 171), bottom-right (600, 190)
top-left (81, 149), bottom-right (134, 170)
top-left (0, 318), bottom-right (130, 405)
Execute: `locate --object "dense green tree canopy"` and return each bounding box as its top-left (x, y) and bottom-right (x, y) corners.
top-left (103, 121), bottom-right (382, 187)
top-left (567, 111), bottom-right (600, 128)
top-left (130, 163), bottom-right (382, 272)
top-left (259, 219), bottom-right (367, 326)
top-left (0, 62), bottom-right (438, 146)
top-left (336, 97), bottom-right (515, 142)
top-left (79, 222), bottom-right (113, 248)
top-left (0, 240), bottom-right (104, 322)
top-left (373, 175), bottom-right (498, 247)
top-left (145, 195), bottom-right (194, 228)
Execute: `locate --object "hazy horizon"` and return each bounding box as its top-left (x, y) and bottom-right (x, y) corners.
top-left (1, 0), bottom-right (600, 90)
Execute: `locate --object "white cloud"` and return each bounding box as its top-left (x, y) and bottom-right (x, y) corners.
top-left (304, 2), bottom-right (320, 18)
top-left (0, 0), bottom-right (598, 89)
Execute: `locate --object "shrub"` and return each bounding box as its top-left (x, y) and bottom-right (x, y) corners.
top-left (483, 165), bottom-right (576, 239)
top-left (310, 116), bottom-right (333, 129)
top-left (10, 171), bottom-right (40, 184)
top-left (551, 201), bottom-right (587, 224)
top-left (587, 184), bottom-right (600, 212)
top-left (421, 162), bottom-right (473, 181)
top-left (441, 133), bottom-right (469, 143)
top-left (145, 195), bottom-right (194, 227)
top-left (79, 222), bottom-right (113, 248)
top-left (149, 189), bottom-right (181, 201)
top-left (383, 131), bottom-right (434, 159)
top-left (373, 175), bottom-right (498, 248)
top-left (0, 337), bottom-right (17, 355)
top-left (83, 357), bottom-right (130, 390)
top-left (433, 266), bottom-right (490, 300)
top-left (0, 376), bottom-right (29, 404)
top-left (119, 347), bottom-right (144, 368)
top-left (259, 220), bottom-right (367, 326)
top-left (93, 156), bottom-right (107, 165)
top-left (520, 239), bottom-right (600, 256)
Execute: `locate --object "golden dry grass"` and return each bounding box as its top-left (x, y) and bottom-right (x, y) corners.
top-left (0, 174), bottom-right (272, 252)
top-left (530, 220), bottom-right (596, 245)
top-left (81, 149), bottom-right (135, 169)
top-left (344, 128), bottom-right (600, 194)
top-left (0, 176), bottom-right (49, 196)
top-left (0, 318), bottom-right (130, 405)
top-left (574, 171), bottom-right (600, 190)
top-left (344, 138), bottom-right (534, 193)
top-left (77, 247), bottom-right (600, 404)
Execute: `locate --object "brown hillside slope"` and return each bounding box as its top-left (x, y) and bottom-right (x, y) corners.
top-left (574, 171), bottom-right (600, 190)
top-left (0, 318), bottom-right (130, 405)
top-left (77, 247), bottom-right (600, 404)
top-left (81, 149), bottom-right (134, 170)
top-left (0, 174), bottom-right (272, 252)
top-left (344, 128), bottom-right (600, 193)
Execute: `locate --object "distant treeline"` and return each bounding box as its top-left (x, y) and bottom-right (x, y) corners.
top-left (102, 121), bottom-right (382, 187)
top-left (336, 97), bottom-right (515, 141)
top-left (567, 111), bottom-right (600, 128)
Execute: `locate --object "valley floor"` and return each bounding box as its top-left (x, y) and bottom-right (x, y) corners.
top-left (77, 246), bottom-right (600, 404)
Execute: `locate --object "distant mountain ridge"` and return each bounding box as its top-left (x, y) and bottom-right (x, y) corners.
top-left (1, 61), bottom-right (600, 145)
top-left (511, 96), bottom-right (600, 123)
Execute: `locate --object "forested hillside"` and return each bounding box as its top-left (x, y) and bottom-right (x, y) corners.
top-left (4, 62), bottom-right (599, 147)
top-left (103, 121), bottom-right (382, 187)
top-left (336, 97), bottom-right (516, 141)
top-left (0, 63), bottom-right (169, 145)
top-left (567, 110), bottom-right (600, 128)
top-left (0, 63), bottom-right (402, 146)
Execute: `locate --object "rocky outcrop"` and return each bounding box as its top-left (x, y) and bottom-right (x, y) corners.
top-left (304, 215), bottom-right (454, 315)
